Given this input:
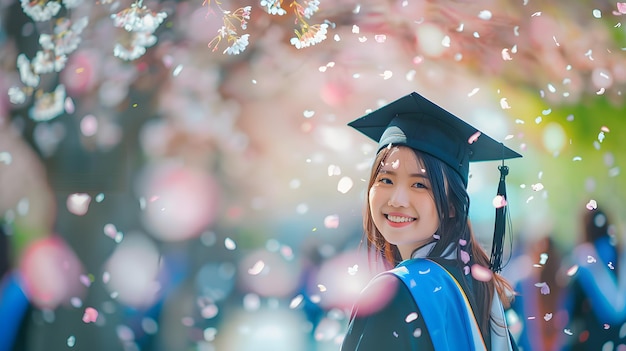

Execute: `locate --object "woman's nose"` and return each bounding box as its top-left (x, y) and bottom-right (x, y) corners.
top-left (388, 187), bottom-right (409, 207)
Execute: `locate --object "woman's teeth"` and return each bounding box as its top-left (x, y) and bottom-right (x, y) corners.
top-left (386, 215), bottom-right (415, 223)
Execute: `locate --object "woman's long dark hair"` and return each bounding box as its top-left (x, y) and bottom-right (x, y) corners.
top-left (362, 145), bottom-right (513, 338)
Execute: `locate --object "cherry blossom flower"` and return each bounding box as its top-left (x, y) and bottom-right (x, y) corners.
top-left (32, 50), bottom-right (67, 74)
top-left (20, 0), bottom-right (62, 22)
top-left (290, 23), bottom-right (328, 49)
top-left (207, 5), bottom-right (253, 55)
top-left (17, 54), bottom-right (40, 88)
top-left (111, 1), bottom-right (167, 33)
top-left (223, 34), bottom-right (250, 55)
top-left (29, 85), bottom-right (66, 122)
top-left (301, 0), bottom-right (320, 19)
top-left (113, 32), bottom-right (157, 61)
top-left (260, 0), bottom-right (287, 16)
top-left (46, 17), bottom-right (89, 56)
top-left (8, 87), bottom-right (28, 105)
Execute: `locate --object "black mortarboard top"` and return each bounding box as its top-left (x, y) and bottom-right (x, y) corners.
top-left (348, 91), bottom-right (522, 273)
top-left (348, 91), bottom-right (521, 186)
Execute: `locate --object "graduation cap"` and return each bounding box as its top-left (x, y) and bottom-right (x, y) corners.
top-left (348, 91), bottom-right (522, 272)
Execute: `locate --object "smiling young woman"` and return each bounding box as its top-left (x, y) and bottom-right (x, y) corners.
top-left (341, 92), bottom-right (522, 351)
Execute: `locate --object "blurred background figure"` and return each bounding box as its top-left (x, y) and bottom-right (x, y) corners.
top-left (559, 205), bottom-right (626, 350)
top-left (508, 235), bottom-right (568, 351)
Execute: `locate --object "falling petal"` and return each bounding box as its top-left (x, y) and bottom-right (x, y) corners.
top-left (82, 307), bottom-right (98, 323)
top-left (500, 98), bottom-right (511, 109)
top-left (441, 35), bottom-right (451, 47)
top-left (324, 214), bottom-right (339, 228)
top-left (327, 164), bottom-right (341, 176)
top-left (478, 10), bottom-right (492, 20)
top-left (535, 282), bottom-right (550, 295)
top-left (592, 9), bottom-right (602, 18)
top-left (65, 97), bottom-right (75, 114)
top-left (289, 294), bottom-right (304, 309)
top-left (347, 264), bottom-right (358, 275)
top-left (80, 115), bottom-right (98, 136)
top-left (67, 336), bottom-right (76, 347)
top-left (337, 177), bottom-right (353, 194)
top-left (567, 265), bottom-right (579, 276)
top-left (225, 237), bottom-right (237, 250)
top-left (460, 250), bottom-right (470, 264)
top-left (586, 199), bottom-right (598, 210)
top-left (544, 313), bottom-right (553, 321)
top-left (501, 48), bottom-right (512, 61)
top-left (79, 274), bottom-right (92, 287)
top-left (173, 64), bottom-right (183, 77)
top-left (539, 253), bottom-right (549, 265)
top-left (468, 131), bottom-right (481, 144)
top-left (204, 327), bottom-right (217, 341)
top-left (471, 264), bottom-right (493, 282)
top-left (405, 312), bottom-right (418, 323)
top-left (104, 223), bottom-right (118, 239)
top-left (493, 195), bottom-right (507, 208)
top-left (247, 260), bottom-right (265, 275)
top-left (70, 297), bottom-right (82, 308)
top-left (67, 193), bottom-right (91, 216)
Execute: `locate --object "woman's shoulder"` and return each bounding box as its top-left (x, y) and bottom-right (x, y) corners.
top-left (353, 272), bottom-right (406, 316)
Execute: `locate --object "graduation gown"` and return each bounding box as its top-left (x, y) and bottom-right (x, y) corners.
top-left (560, 238), bottom-right (626, 350)
top-left (342, 257), bottom-right (515, 351)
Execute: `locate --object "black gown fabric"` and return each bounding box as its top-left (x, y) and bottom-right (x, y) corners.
top-left (341, 258), bottom-right (493, 351)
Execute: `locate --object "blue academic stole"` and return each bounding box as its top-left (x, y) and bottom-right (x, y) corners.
top-left (390, 258), bottom-right (487, 351)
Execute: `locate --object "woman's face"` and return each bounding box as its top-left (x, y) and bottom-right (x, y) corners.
top-left (368, 146), bottom-right (440, 260)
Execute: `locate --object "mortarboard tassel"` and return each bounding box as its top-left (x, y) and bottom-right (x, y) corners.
top-left (490, 164), bottom-right (509, 273)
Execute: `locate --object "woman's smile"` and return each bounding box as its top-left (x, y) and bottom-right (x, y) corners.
top-left (385, 213), bottom-right (416, 227)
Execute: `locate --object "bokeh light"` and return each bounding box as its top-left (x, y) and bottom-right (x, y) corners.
top-left (138, 162), bottom-right (220, 241)
top-left (19, 235), bottom-right (86, 309)
top-left (103, 232), bottom-right (161, 308)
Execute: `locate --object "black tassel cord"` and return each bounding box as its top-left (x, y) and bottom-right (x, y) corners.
top-left (490, 164), bottom-right (509, 273)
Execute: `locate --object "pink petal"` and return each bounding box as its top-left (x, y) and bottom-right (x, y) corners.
top-left (82, 307), bottom-right (98, 323)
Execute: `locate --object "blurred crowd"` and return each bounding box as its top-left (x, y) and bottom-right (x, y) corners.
top-left (1, 0), bottom-right (626, 350)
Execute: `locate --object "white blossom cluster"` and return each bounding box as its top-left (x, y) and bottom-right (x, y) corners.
top-left (111, 1), bottom-right (168, 61)
top-left (10, 1), bottom-right (89, 121)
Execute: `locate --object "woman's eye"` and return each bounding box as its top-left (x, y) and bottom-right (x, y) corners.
top-left (414, 182), bottom-right (428, 189)
top-left (378, 177), bottom-right (392, 184)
